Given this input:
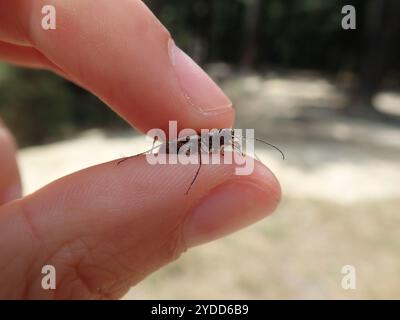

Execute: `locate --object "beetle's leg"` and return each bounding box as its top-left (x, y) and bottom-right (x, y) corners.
top-left (232, 139), bottom-right (245, 156)
top-left (117, 143), bottom-right (161, 165)
top-left (185, 151), bottom-right (202, 195)
top-left (151, 136), bottom-right (159, 154)
top-left (199, 139), bottom-right (210, 155)
top-left (117, 157), bottom-right (130, 165)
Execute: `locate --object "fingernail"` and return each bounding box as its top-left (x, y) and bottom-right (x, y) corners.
top-left (168, 39), bottom-right (232, 113)
top-left (183, 180), bottom-right (278, 248)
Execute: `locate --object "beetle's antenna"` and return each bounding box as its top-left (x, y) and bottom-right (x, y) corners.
top-left (235, 135), bottom-right (285, 160)
top-left (254, 138), bottom-right (285, 160)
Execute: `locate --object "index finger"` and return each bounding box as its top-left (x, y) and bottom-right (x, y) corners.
top-left (0, 0), bottom-right (234, 133)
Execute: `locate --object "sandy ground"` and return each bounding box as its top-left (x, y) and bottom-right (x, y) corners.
top-left (17, 72), bottom-right (400, 299)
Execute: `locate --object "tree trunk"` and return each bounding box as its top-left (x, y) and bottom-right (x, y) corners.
top-left (146, 0), bottom-right (166, 18)
top-left (240, 0), bottom-right (263, 70)
top-left (348, 0), bottom-right (400, 116)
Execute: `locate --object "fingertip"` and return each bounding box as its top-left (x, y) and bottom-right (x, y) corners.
top-left (251, 160), bottom-right (282, 207)
top-left (181, 159), bottom-right (282, 248)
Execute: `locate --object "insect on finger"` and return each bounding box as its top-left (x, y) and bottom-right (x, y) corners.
top-left (117, 129), bottom-right (285, 194)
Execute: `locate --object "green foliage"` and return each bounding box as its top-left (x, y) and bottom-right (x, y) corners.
top-left (0, 65), bottom-right (127, 147)
top-left (0, 0), bottom-right (398, 146)
top-left (147, 0), bottom-right (369, 70)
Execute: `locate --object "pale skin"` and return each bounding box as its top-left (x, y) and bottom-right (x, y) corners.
top-left (0, 0), bottom-right (281, 299)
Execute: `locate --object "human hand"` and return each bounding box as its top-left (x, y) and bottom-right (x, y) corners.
top-left (0, 0), bottom-right (280, 299)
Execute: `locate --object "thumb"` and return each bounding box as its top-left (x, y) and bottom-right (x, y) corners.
top-left (0, 120), bottom-right (21, 205)
top-left (0, 155), bottom-right (280, 299)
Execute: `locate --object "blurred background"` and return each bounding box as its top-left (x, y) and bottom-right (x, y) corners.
top-left (1, 0), bottom-right (400, 299)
